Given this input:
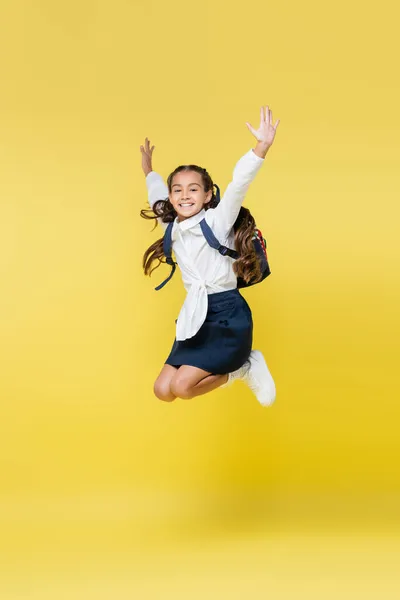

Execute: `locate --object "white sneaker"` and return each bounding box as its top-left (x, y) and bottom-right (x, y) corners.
top-left (220, 361), bottom-right (250, 388)
top-left (243, 350), bottom-right (276, 406)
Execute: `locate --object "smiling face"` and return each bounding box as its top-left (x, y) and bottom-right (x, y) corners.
top-left (169, 170), bottom-right (213, 221)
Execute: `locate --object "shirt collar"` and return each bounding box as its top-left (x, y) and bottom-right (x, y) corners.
top-left (173, 208), bottom-right (206, 233)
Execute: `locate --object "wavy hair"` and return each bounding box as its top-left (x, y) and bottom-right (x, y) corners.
top-left (140, 164), bottom-right (262, 285)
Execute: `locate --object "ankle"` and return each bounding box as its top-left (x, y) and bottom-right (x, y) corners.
top-left (221, 374), bottom-right (229, 386)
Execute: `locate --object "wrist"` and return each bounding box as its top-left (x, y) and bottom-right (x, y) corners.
top-left (253, 141), bottom-right (271, 159)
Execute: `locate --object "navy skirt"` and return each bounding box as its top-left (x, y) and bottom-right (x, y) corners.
top-left (165, 288), bottom-right (253, 375)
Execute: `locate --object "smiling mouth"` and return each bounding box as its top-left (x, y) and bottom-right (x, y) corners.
top-left (179, 203), bottom-right (195, 208)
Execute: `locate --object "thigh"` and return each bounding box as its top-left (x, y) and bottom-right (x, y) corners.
top-left (171, 365), bottom-right (212, 390)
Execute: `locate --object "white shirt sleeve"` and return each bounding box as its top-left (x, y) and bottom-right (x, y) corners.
top-left (207, 148), bottom-right (265, 239)
top-left (145, 171), bottom-right (170, 230)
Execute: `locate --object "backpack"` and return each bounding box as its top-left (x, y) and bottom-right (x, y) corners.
top-left (154, 213), bottom-right (271, 291)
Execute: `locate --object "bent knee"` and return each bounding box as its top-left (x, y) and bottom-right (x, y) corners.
top-left (170, 379), bottom-right (194, 400)
top-left (153, 381), bottom-right (176, 402)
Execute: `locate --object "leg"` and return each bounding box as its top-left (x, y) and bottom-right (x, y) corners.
top-left (153, 364), bottom-right (178, 402)
top-left (170, 365), bottom-right (228, 400)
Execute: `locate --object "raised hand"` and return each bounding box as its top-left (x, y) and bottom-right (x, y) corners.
top-left (246, 106), bottom-right (280, 147)
top-left (140, 137), bottom-right (155, 176)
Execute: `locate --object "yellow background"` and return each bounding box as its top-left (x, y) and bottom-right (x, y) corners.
top-left (1, 0), bottom-right (399, 597)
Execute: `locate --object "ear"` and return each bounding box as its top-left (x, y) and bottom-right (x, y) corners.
top-left (204, 190), bottom-right (213, 204)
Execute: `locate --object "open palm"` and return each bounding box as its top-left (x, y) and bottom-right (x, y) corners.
top-left (140, 137), bottom-right (155, 176)
top-left (246, 105), bottom-right (280, 146)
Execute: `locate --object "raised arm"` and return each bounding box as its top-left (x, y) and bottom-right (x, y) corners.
top-left (140, 137), bottom-right (169, 230)
top-left (207, 105), bottom-right (280, 238)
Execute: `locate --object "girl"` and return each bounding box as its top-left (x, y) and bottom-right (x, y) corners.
top-left (140, 105), bottom-right (280, 405)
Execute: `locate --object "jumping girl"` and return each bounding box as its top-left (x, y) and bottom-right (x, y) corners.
top-left (140, 105), bottom-right (280, 406)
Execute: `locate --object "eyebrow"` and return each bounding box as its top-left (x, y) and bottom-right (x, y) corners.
top-left (171, 182), bottom-right (201, 188)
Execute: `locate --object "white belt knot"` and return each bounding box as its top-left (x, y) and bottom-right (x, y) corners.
top-left (175, 281), bottom-right (208, 341)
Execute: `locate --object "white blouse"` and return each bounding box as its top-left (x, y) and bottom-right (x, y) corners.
top-left (145, 148), bottom-right (265, 341)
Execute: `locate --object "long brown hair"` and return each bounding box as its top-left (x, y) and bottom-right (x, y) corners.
top-left (140, 164), bottom-right (262, 285)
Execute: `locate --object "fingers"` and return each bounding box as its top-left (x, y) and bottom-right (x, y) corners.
top-left (246, 122), bottom-right (256, 136)
top-left (260, 105), bottom-right (280, 129)
top-left (140, 137), bottom-right (155, 154)
top-left (259, 105), bottom-right (274, 123)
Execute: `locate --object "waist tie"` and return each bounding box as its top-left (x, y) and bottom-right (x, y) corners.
top-left (175, 280), bottom-right (221, 342)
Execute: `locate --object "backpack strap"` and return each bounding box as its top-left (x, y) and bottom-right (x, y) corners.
top-left (199, 219), bottom-right (239, 259)
top-left (155, 222), bottom-right (177, 291)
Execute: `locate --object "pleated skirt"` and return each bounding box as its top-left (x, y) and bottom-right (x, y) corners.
top-left (165, 288), bottom-right (253, 375)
